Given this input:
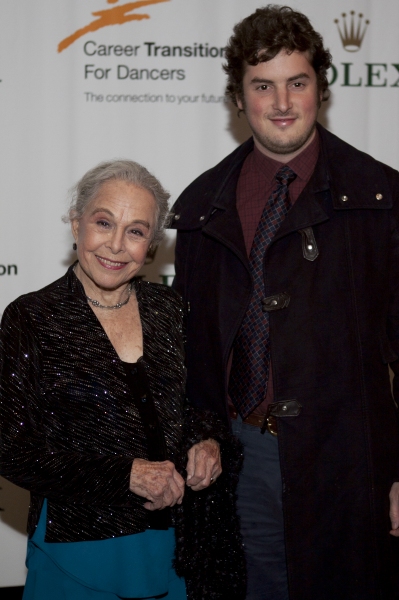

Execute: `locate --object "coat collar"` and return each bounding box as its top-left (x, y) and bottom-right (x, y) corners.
top-left (201, 129), bottom-right (332, 250)
top-left (171, 124), bottom-right (393, 259)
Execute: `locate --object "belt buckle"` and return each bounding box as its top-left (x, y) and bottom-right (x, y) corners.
top-left (261, 411), bottom-right (278, 436)
top-left (266, 415), bottom-right (278, 436)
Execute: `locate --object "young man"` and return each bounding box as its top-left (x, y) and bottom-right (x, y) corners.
top-left (171, 6), bottom-right (399, 600)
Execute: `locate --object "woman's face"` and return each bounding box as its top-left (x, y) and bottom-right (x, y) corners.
top-left (71, 180), bottom-right (157, 294)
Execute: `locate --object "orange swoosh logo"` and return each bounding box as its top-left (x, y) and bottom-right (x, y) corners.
top-left (58, 0), bottom-right (170, 53)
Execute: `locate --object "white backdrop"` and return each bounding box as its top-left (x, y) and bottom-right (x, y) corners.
top-left (1, 0), bottom-right (398, 587)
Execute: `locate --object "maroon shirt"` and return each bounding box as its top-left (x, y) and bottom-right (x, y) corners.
top-left (229, 132), bottom-right (320, 418)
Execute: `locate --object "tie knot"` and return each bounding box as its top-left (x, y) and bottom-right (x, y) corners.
top-left (275, 165), bottom-right (296, 187)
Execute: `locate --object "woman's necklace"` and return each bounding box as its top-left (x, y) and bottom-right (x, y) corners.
top-left (85, 283), bottom-right (133, 310)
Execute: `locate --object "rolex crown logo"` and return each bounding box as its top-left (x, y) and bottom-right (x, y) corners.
top-left (334, 11), bottom-right (369, 52)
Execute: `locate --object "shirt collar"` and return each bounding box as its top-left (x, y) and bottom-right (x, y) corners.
top-left (252, 128), bottom-right (320, 184)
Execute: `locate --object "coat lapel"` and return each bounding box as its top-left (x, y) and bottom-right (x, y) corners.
top-left (272, 143), bottom-right (331, 243)
top-left (200, 141), bottom-right (253, 269)
top-left (202, 186), bottom-right (249, 270)
top-left (202, 140), bottom-right (330, 261)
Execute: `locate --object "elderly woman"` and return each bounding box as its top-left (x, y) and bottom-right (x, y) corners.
top-left (0, 160), bottom-right (240, 600)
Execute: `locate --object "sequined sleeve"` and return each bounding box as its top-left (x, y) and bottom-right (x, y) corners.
top-left (0, 300), bottom-right (135, 506)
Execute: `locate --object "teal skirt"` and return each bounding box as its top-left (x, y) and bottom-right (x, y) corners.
top-left (24, 500), bottom-right (186, 600)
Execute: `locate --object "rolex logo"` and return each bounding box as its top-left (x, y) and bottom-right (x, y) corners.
top-left (334, 11), bottom-right (369, 52)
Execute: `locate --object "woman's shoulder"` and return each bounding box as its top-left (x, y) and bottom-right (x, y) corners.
top-left (135, 279), bottom-right (183, 308)
top-left (134, 280), bottom-right (184, 331)
top-left (2, 271), bottom-right (70, 322)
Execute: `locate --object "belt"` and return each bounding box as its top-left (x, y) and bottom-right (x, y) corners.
top-left (229, 406), bottom-right (278, 436)
top-left (229, 400), bottom-right (303, 436)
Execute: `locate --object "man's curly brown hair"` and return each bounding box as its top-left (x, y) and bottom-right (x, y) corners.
top-left (224, 5), bottom-right (332, 106)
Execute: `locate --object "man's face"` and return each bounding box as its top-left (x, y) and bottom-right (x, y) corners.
top-left (237, 49), bottom-right (322, 162)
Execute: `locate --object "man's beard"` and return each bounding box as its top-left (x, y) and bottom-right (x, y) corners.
top-left (252, 117), bottom-right (317, 156)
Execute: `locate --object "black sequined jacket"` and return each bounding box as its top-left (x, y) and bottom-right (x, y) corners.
top-left (0, 266), bottom-right (246, 599)
top-left (0, 266), bottom-right (186, 542)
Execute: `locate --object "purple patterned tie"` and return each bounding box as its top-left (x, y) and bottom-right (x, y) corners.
top-left (229, 165), bottom-right (297, 418)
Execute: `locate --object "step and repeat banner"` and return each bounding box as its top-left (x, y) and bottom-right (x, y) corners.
top-left (1, 0), bottom-right (398, 588)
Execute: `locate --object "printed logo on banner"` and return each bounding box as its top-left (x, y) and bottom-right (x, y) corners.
top-left (56, 0), bottom-right (226, 104)
top-left (334, 11), bottom-right (369, 52)
top-left (329, 11), bottom-right (399, 88)
top-left (0, 264), bottom-right (18, 276)
top-left (58, 0), bottom-right (170, 52)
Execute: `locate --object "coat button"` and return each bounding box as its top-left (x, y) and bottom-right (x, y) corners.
top-left (199, 215), bottom-right (205, 221)
top-left (174, 214), bottom-right (181, 220)
top-left (340, 195), bottom-right (349, 202)
top-left (376, 193), bottom-right (383, 200)
top-left (262, 292), bottom-right (290, 312)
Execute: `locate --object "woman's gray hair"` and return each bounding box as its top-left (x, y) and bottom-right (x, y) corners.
top-left (63, 159), bottom-right (170, 246)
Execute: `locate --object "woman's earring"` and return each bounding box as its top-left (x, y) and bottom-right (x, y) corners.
top-left (73, 243), bottom-right (77, 251)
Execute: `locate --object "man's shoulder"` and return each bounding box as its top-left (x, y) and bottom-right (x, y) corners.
top-left (318, 125), bottom-right (399, 206)
top-left (319, 124), bottom-right (399, 180)
top-left (173, 138), bottom-right (253, 210)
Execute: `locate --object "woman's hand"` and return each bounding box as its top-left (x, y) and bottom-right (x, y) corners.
top-left (186, 439), bottom-right (222, 491)
top-left (389, 482), bottom-right (399, 536)
top-left (130, 459), bottom-right (185, 510)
